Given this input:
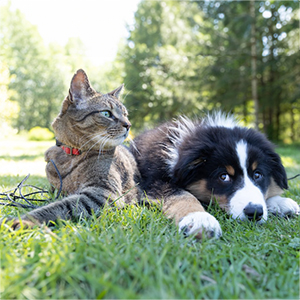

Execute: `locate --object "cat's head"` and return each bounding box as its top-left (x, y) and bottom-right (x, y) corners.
top-left (52, 69), bottom-right (131, 152)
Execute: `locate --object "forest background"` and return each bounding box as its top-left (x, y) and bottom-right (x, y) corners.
top-left (1, 0), bottom-right (299, 143)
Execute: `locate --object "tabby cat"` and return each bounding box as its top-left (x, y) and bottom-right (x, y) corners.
top-left (8, 69), bottom-right (142, 228)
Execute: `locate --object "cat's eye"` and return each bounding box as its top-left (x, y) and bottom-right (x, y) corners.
top-left (219, 173), bottom-right (231, 182)
top-left (100, 111), bottom-right (112, 118)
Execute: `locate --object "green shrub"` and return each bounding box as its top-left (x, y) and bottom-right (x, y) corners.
top-left (28, 126), bottom-right (54, 141)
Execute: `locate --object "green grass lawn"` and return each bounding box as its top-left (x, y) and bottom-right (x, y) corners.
top-left (0, 137), bottom-right (299, 299)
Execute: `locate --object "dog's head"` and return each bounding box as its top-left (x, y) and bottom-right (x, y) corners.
top-left (167, 115), bottom-right (287, 223)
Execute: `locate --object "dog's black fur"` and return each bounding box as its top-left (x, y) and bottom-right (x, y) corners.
top-left (130, 114), bottom-right (298, 238)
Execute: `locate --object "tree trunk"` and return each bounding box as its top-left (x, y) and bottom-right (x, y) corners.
top-left (290, 105), bottom-right (295, 142)
top-left (275, 103), bottom-right (280, 141)
top-left (250, 0), bottom-right (259, 130)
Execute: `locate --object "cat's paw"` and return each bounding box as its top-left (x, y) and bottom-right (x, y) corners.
top-left (1, 218), bottom-right (40, 230)
top-left (178, 212), bottom-right (222, 239)
top-left (12, 219), bottom-right (39, 230)
top-left (267, 196), bottom-right (300, 217)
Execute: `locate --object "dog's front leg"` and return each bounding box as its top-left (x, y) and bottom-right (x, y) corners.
top-left (163, 190), bottom-right (222, 239)
top-left (266, 195), bottom-right (300, 217)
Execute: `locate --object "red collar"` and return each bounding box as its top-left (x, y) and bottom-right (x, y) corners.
top-left (60, 145), bottom-right (81, 156)
top-left (56, 139), bottom-right (114, 156)
top-left (56, 139), bottom-right (81, 156)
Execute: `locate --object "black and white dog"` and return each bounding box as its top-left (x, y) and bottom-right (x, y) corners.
top-left (131, 112), bottom-right (299, 238)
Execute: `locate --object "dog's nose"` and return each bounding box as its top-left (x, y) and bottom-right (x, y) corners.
top-left (243, 203), bottom-right (264, 221)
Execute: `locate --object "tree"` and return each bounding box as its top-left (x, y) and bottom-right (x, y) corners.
top-left (196, 0), bottom-right (300, 141)
top-left (0, 61), bottom-right (19, 136)
top-left (0, 3), bottom-right (127, 132)
top-left (122, 0), bottom-right (299, 140)
top-left (120, 1), bottom-right (212, 130)
top-left (250, 0), bottom-right (259, 130)
top-left (0, 4), bottom-right (66, 131)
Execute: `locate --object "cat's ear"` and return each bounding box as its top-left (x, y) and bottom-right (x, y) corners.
top-left (59, 95), bottom-right (72, 116)
top-left (107, 84), bottom-right (124, 99)
top-left (69, 69), bottom-right (96, 103)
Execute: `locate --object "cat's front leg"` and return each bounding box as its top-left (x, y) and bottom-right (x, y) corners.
top-left (10, 218), bottom-right (40, 230)
top-left (45, 146), bottom-right (80, 193)
top-left (45, 146), bottom-right (67, 190)
top-left (0, 216), bottom-right (39, 230)
top-left (4, 187), bottom-right (119, 229)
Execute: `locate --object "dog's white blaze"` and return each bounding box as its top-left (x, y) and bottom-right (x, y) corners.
top-left (229, 141), bottom-right (268, 222)
top-left (236, 140), bottom-right (248, 169)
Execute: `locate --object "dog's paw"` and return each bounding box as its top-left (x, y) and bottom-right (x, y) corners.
top-left (178, 212), bottom-right (222, 239)
top-left (267, 196), bottom-right (300, 217)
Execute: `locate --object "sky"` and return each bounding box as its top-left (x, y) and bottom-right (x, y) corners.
top-left (7, 0), bottom-right (141, 66)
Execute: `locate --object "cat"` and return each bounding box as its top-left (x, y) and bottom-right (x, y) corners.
top-left (6, 69), bottom-right (142, 229)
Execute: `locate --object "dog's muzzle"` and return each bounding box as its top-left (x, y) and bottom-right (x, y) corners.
top-left (243, 203), bottom-right (264, 221)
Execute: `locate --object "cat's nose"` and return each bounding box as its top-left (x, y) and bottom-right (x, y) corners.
top-left (123, 122), bottom-right (131, 130)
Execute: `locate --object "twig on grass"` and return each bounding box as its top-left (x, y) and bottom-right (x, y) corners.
top-left (288, 173), bottom-right (300, 181)
top-left (0, 160), bottom-right (63, 209)
top-left (0, 174), bottom-right (50, 208)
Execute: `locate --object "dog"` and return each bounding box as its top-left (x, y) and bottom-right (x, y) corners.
top-left (130, 112), bottom-right (299, 238)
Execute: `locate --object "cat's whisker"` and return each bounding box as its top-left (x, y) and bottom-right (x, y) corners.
top-left (127, 136), bottom-right (140, 155)
top-left (81, 131), bottom-right (106, 141)
top-left (85, 133), bottom-right (107, 152)
top-left (83, 138), bottom-right (102, 159)
top-left (80, 137), bottom-right (97, 150)
top-left (80, 133), bottom-right (106, 150)
top-left (83, 134), bottom-right (109, 159)
top-left (99, 135), bottom-right (111, 151)
top-left (80, 133), bottom-right (96, 143)
top-left (81, 132), bottom-right (99, 138)
top-left (97, 136), bottom-right (111, 160)
top-left (123, 89), bottom-right (131, 102)
top-left (98, 136), bottom-right (108, 151)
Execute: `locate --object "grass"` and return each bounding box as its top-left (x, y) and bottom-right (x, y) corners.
top-left (0, 136), bottom-right (299, 299)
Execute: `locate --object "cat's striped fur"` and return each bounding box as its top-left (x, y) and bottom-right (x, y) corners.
top-left (9, 69), bottom-right (142, 228)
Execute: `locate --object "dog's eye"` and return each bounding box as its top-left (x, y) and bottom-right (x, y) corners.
top-left (220, 173), bottom-right (231, 182)
top-left (100, 110), bottom-right (112, 118)
top-left (253, 171), bottom-right (263, 181)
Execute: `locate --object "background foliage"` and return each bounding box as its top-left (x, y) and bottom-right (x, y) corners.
top-left (0, 0), bottom-right (299, 142)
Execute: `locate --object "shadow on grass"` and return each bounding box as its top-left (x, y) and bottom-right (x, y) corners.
top-left (0, 174), bottom-right (49, 190)
top-left (0, 174), bottom-right (53, 216)
top-left (0, 154), bottom-right (44, 161)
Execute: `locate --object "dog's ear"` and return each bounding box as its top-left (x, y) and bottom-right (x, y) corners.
top-left (188, 158), bottom-right (207, 169)
top-left (172, 148), bottom-right (208, 188)
top-left (247, 128), bottom-right (288, 190)
top-left (269, 151), bottom-right (288, 190)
